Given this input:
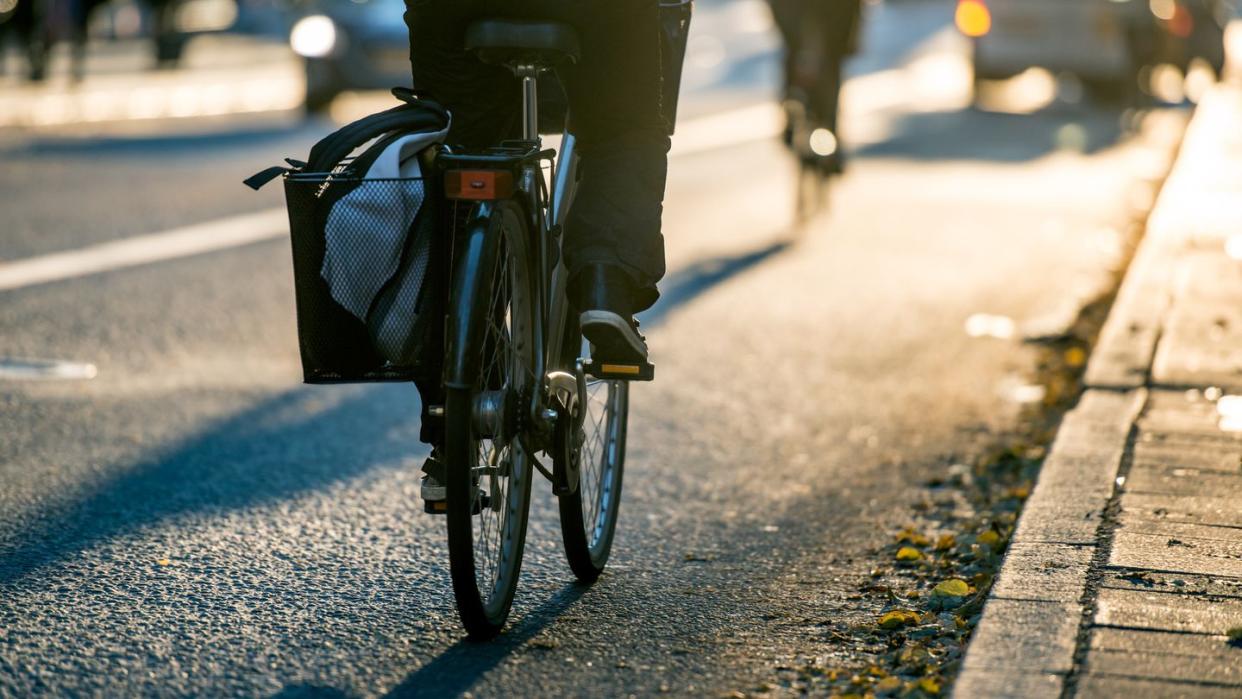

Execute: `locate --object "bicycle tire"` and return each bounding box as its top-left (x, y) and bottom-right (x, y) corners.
top-left (556, 315), bottom-right (629, 583)
top-left (444, 202), bottom-right (537, 639)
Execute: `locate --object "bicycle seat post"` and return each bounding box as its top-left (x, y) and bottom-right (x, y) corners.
top-left (515, 64), bottom-right (540, 142)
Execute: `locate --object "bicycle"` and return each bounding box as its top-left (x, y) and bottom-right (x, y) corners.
top-left (430, 17), bottom-right (671, 639)
top-left (772, 2), bottom-right (852, 226)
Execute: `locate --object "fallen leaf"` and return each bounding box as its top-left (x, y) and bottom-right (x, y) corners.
top-left (934, 534), bottom-right (956, 551)
top-left (977, 530), bottom-right (1002, 549)
top-left (1228, 626), bottom-right (1242, 642)
top-left (896, 528), bottom-right (931, 547)
top-left (918, 677), bottom-right (941, 694)
top-left (1064, 347), bottom-right (1087, 367)
top-left (932, 579), bottom-right (971, 598)
top-left (877, 610), bottom-right (921, 630)
top-left (896, 547), bottom-right (924, 562)
top-left (156, 559), bottom-right (171, 567)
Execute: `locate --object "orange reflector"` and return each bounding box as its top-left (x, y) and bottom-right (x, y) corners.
top-left (599, 363), bottom-right (641, 375)
top-left (955, 0), bottom-right (991, 38)
top-left (445, 169), bottom-right (514, 201)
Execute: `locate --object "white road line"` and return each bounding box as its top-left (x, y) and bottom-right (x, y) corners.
top-left (0, 208), bottom-right (288, 292)
top-left (0, 103), bottom-right (787, 293)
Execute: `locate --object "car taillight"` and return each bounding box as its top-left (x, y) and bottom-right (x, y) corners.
top-left (955, 0), bottom-right (992, 38)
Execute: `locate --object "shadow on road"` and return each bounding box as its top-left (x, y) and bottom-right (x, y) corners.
top-left (0, 384), bottom-right (425, 587)
top-left (380, 583), bottom-right (588, 698)
top-left (853, 103), bottom-right (1131, 162)
top-left (641, 240), bottom-right (792, 328)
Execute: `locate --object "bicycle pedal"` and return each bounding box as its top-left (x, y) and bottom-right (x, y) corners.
top-left (423, 492), bottom-right (490, 515)
top-left (583, 358), bottom-right (655, 382)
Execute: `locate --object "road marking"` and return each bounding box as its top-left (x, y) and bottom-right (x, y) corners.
top-left (0, 208), bottom-right (288, 292)
top-left (0, 358), bottom-right (98, 381)
top-left (0, 103), bottom-right (788, 293)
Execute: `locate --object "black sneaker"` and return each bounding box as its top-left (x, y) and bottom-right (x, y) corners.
top-left (572, 265), bottom-right (649, 364)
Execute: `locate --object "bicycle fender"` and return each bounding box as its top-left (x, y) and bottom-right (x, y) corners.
top-left (444, 203), bottom-right (501, 390)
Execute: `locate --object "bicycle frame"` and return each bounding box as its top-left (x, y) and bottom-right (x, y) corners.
top-left (440, 64), bottom-right (584, 451)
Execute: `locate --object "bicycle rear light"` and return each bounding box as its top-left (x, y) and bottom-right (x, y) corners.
top-left (445, 170), bottom-right (515, 201)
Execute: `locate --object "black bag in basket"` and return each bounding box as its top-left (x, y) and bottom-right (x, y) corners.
top-left (245, 94), bottom-right (451, 383)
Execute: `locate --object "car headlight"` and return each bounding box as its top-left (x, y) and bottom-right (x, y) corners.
top-left (291, 15), bottom-right (337, 58)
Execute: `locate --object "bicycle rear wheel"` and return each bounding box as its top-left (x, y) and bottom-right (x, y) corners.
top-left (444, 203), bottom-right (537, 638)
top-left (556, 317), bottom-right (629, 583)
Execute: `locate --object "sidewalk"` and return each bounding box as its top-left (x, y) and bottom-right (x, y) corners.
top-left (955, 84), bottom-right (1242, 697)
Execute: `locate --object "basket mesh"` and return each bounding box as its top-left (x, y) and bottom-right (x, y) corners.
top-left (284, 175), bottom-right (443, 383)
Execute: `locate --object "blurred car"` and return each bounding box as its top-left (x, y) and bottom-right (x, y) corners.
top-left (289, 0), bottom-right (409, 112)
top-left (956, 0), bottom-right (1227, 99)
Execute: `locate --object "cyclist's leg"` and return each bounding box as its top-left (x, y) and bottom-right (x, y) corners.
top-left (403, 0), bottom-right (520, 148)
top-left (530, 0), bottom-right (670, 315)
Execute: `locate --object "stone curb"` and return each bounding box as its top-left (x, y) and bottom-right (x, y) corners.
top-left (955, 84), bottom-right (1242, 698)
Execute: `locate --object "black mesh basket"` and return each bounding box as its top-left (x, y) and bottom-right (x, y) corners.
top-left (283, 172), bottom-right (444, 384)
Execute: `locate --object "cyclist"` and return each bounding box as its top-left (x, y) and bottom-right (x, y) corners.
top-left (767, 0), bottom-right (862, 173)
top-left (403, 0), bottom-right (673, 504)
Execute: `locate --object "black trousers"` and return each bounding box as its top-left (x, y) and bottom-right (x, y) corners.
top-left (404, 0), bottom-right (670, 311)
top-left (767, 0), bottom-right (861, 135)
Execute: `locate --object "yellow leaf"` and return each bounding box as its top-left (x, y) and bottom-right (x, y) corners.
top-left (932, 579), bottom-right (971, 598)
top-left (977, 530), bottom-right (1001, 548)
top-left (934, 534), bottom-right (956, 551)
top-left (1003, 486), bottom-right (1030, 501)
top-left (878, 610), bottom-right (920, 629)
top-left (896, 547), bottom-right (924, 562)
top-left (1064, 347), bottom-right (1087, 367)
top-left (918, 677), bottom-right (941, 694)
top-left (895, 528), bottom-right (931, 547)
top-left (156, 559), bottom-right (171, 567)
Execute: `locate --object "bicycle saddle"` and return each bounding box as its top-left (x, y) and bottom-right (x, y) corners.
top-left (465, 19), bottom-right (581, 67)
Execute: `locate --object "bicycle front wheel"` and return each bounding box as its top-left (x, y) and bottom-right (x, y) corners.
top-left (557, 320), bottom-right (629, 583)
top-left (444, 203), bottom-right (537, 639)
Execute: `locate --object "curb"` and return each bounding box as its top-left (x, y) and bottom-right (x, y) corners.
top-left (954, 85), bottom-right (1242, 698)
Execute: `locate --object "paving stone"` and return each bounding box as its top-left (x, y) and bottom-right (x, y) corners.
top-left (1076, 674), bottom-right (1242, 699)
top-left (1012, 491), bottom-right (1109, 545)
top-left (991, 543), bottom-right (1092, 603)
top-left (1100, 569), bottom-right (1242, 599)
top-left (1110, 531), bottom-right (1242, 578)
top-left (1116, 512), bottom-right (1242, 543)
top-left (1035, 452), bottom-right (1122, 498)
top-left (1131, 439), bottom-right (1242, 475)
top-left (1123, 461), bottom-right (1242, 497)
top-left (1074, 390), bottom-right (1150, 430)
top-left (950, 669), bottom-right (1063, 699)
top-left (1152, 252), bottom-right (1242, 391)
top-left (1119, 492), bottom-right (1242, 529)
top-left (1084, 242), bottom-right (1173, 390)
top-left (962, 599), bottom-right (1082, 674)
top-left (1085, 628), bottom-right (1242, 686)
top-left (1094, 587), bottom-right (1242, 635)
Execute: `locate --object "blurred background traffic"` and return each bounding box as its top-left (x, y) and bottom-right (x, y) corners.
top-left (1, 0), bottom-right (1238, 128)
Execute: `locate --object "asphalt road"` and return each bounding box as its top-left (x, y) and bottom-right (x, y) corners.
top-left (0, 0), bottom-right (1185, 695)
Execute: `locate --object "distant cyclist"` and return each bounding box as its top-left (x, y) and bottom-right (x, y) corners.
top-left (403, 0), bottom-right (673, 502)
top-left (767, 0), bottom-right (862, 174)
